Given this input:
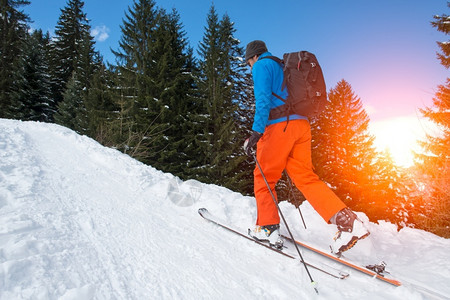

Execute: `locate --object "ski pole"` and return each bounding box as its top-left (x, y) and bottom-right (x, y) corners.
top-left (253, 154), bottom-right (319, 294)
top-left (284, 171), bottom-right (307, 229)
top-left (298, 207), bottom-right (307, 230)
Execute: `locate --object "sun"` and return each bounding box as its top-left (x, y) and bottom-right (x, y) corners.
top-left (369, 116), bottom-right (424, 167)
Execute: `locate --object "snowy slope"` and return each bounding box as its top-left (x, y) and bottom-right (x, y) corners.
top-left (0, 119), bottom-right (449, 300)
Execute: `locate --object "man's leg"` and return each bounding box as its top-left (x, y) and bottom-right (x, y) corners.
top-left (285, 120), bottom-right (346, 223)
top-left (253, 122), bottom-right (295, 226)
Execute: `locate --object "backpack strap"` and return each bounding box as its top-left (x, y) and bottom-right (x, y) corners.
top-left (259, 56), bottom-right (287, 92)
top-left (261, 55), bottom-right (283, 65)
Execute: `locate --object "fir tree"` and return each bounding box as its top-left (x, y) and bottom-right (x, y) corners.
top-left (431, 3), bottom-right (450, 68)
top-left (369, 149), bottom-right (410, 225)
top-left (144, 8), bottom-right (199, 176)
top-left (51, 0), bottom-right (97, 108)
top-left (94, 65), bottom-right (137, 150)
top-left (12, 29), bottom-right (54, 121)
top-left (416, 79), bottom-right (450, 237)
top-left (54, 72), bottom-right (85, 133)
top-left (312, 80), bottom-right (378, 215)
top-left (0, 0), bottom-right (30, 118)
top-left (412, 6), bottom-right (450, 237)
top-left (196, 5), bottom-right (247, 191)
top-left (196, 5), bottom-right (223, 180)
top-left (112, 0), bottom-right (164, 161)
top-left (84, 63), bottom-right (119, 142)
top-left (235, 72), bottom-right (257, 195)
top-left (112, 1), bottom-right (202, 180)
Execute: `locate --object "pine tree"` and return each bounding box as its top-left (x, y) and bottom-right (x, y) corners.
top-left (51, 0), bottom-right (98, 113)
top-left (431, 3), bottom-right (449, 68)
top-left (112, 0), bottom-right (203, 180)
top-left (217, 13), bottom-right (249, 191)
top-left (84, 63), bottom-right (119, 142)
top-left (416, 79), bottom-right (450, 237)
top-left (196, 6), bottom-right (247, 191)
top-left (0, 0), bottom-right (30, 118)
top-left (312, 80), bottom-right (378, 215)
top-left (369, 150), bottom-right (410, 225)
top-left (54, 72), bottom-right (85, 132)
top-left (12, 29), bottom-right (55, 121)
top-left (411, 6), bottom-right (450, 237)
top-left (235, 72), bottom-right (257, 195)
top-left (112, 0), bottom-right (164, 161)
top-left (144, 8), bottom-right (199, 176)
top-left (93, 65), bottom-right (137, 150)
top-left (56, 48), bottom-right (104, 135)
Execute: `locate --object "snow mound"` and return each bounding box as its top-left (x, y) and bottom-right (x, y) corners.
top-left (1, 119), bottom-right (449, 299)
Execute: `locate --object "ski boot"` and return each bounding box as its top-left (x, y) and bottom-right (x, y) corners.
top-left (330, 208), bottom-right (370, 256)
top-left (249, 224), bottom-right (283, 249)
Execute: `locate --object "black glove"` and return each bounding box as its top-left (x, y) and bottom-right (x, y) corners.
top-left (243, 131), bottom-right (263, 156)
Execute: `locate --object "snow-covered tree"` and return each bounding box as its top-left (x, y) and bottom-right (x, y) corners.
top-left (51, 0), bottom-right (97, 107)
top-left (412, 5), bottom-right (450, 238)
top-left (112, 0), bottom-right (199, 179)
top-left (370, 150), bottom-right (411, 225)
top-left (431, 4), bottom-right (450, 68)
top-left (415, 79), bottom-right (450, 237)
top-left (0, 0), bottom-right (30, 118)
top-left (196, 5), bottom-right (248, 191)
top-left (312, 80), bottom-right (378, 214)
top-left (54, 72), bottom-right (85, 132)
top-left (12, 29), bottom-right (55, 121)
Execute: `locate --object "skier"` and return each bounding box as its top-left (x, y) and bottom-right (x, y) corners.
top-left (244, 40), bottom-right (369, 254)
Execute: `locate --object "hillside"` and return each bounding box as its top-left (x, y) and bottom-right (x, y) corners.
top-left (1, 119), bottom-right (449, 300)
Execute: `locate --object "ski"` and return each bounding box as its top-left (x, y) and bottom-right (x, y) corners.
top-left (281, 235), bottom-right (402, 286)
top-left (198, 208), bottom-right (349, 280)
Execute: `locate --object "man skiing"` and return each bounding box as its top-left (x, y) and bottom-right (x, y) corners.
top-left (244, 40), bottom-right (369, 255)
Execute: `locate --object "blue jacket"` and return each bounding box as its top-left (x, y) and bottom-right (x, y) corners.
top-left (251, 51), bottom-right (308, 133)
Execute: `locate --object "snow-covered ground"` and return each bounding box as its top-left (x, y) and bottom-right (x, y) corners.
top-left (1, 118), bottom-right (449, 300)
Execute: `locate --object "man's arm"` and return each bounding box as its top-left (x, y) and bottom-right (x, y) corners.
top-left (251, 62), bottom-right (273, 134)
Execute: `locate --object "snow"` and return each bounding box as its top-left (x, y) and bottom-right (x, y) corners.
top-left (1, 118), bottom-right (449, 300)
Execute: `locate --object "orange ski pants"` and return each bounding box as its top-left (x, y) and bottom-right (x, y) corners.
top-left (254, 119), bottom-right (347, 226)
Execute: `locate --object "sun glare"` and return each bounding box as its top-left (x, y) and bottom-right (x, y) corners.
top-left (369, 116), bottom-right (425, 167)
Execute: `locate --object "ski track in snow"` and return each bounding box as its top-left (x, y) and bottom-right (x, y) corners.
top-left (0, 119), bottom-right (449, 300)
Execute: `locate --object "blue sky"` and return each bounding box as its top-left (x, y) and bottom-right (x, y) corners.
top-left (24, 0), bottom-right (448, 165)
